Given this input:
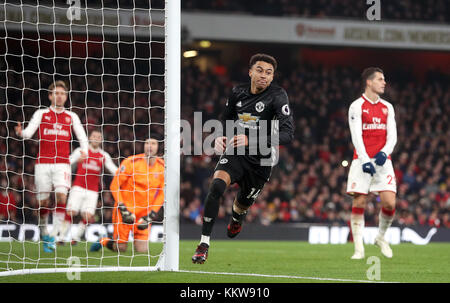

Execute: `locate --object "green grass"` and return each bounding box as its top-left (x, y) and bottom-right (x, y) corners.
top-left (0, 240), bottom-right (449, 283)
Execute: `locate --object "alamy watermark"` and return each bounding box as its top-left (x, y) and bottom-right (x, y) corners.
top-left (66, 0), bottom-right (81, 21)
top-left (176, 112), bottom-right (280, 166)
top-left (366, 0), bottom-right (381, 21)
top-left (366, 256), bottom-right (381, 281)
top-left (66, 256), bottom-right (81, 281)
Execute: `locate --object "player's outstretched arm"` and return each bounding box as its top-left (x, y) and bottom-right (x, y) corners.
top-left (16, 109), bottom-right (43, 139)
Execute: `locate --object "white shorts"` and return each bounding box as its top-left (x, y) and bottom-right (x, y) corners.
top-left (66, 186), bottom-right (99, 216)
top-left (346, 158), bottom-right (397, 195)
top-left (34, 163), bottom-right (71, 200)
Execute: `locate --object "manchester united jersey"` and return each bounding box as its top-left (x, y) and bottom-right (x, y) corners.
top-left (221, 83), bottom-right (294, 165)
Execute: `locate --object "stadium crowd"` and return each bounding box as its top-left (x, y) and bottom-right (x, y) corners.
top-left (179, 63), bottom-right (450, 229)
top-left (17, 0), bottom-right (450, 24)
top-left (1, 45), bottom-right (449, 229)
top-left (182, 0), bottom-right (450, 24)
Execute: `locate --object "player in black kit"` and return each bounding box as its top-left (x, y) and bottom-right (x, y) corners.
top-left (192, 54), bottom-right (294, 264)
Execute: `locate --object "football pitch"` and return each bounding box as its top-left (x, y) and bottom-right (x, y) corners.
top-left (0, 240), bottom-right (449, 283)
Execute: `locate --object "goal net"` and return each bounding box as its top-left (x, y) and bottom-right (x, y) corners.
top-left (0, 0), bottom-right (180, 276)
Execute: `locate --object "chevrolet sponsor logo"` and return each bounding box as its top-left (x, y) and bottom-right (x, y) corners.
top-left (238, 113), bottom-right (259, 123)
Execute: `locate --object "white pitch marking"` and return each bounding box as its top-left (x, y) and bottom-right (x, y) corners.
top-left (179, 270), bottom-right (399, 283)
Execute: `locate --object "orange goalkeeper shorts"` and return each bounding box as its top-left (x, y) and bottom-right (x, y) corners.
top-left (111, 206), bottom-right (151, 244)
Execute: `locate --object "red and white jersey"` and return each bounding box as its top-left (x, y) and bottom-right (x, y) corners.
top-left (348, 94), bottom-right (397, 163)
top-left (70, 147), bottom-right (118, 192)
top-left (21, 107), bottom-right (88, 164)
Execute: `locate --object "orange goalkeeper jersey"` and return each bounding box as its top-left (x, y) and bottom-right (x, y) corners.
top-left (110, 154), bottom-right (164, 217)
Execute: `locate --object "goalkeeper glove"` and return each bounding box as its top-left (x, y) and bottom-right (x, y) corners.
top-left (362, 162), bottom-right (376, 177)
top-left (374, 151), bottom-right (387, 166)
top-left (118, 203), bottom-right (135, 224)
top-left (137, 211), bottom-right (157, 230)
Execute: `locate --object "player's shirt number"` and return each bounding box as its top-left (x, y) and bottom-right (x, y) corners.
top-left (246, 188), bottom-right (261, 200)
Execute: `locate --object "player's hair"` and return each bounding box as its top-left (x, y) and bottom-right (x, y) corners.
top-left (249, 53), bottom-right (277, 71)
top-left (89, 128), bottom-right (102, 136)
top-left (48, 80), bottom-right (68, 93)
top-left (361, 67), bottom-right (384, 89)
top-left (146, 133), bottom-right (163, 142)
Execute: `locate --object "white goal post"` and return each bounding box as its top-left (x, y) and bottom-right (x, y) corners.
top-left (0, 0), bottom-right (180, 276)
top-left (161, 0), bottom-right (181, 272)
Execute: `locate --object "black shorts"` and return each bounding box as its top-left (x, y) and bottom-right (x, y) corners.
top-left (214, 155), bottom-right (272, 207)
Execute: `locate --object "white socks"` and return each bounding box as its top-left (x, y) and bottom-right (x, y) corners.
top-left (351, 207), bottom-right (365, 254)
top-left (50, 211), bottom-right (65, 238)
top-left (74, 221), bottom-right (87, 242)
top-left (378, 208), bottom-right (395, 238)
top-left (39, 214), bottom-right (49, 237)
top-left (200, 235), bottom-right (210, 246)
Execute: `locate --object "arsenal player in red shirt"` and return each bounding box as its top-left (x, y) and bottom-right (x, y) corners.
top-left (15, 81), bottom-right (88, 252)
top-left (347, 68), bottom-right (398, 260)
top-left (59, 129), bottom-right (117, 244)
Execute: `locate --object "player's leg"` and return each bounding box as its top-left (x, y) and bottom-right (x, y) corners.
top-left (133, 223), bottom-right (150, 253)
top-left (90, 203), bottom-right (130, 253)
top-left (192, 155), bottom-right (244, 263)
top-left (97, 237), bottom-right (128, 252)
top-left (134, 239), bottom-right (149, 253)
top-left (105, 217), bottom-right (129, 252)
top-left (73, 211), bottom-right (94, 244)
top-left (227, 198), bottom-right (248, 238)
top-left (49, 191), bottom-right (68, 243)
top-left (200, 169), bottom-right (230, 244)
top-left (346, 159), bottom-right (371, 259)
top-left (63, 187), bottom-right (82, 243)
top-left (372, 159), bottom-right (397, 258)
top-left (227, 170), bottom-right (266, 238)
top-left (37, 196), bottom-right (53, 252)
top-left (34, 164), bottom-right (53, 252)
top-left (73, 189), bottom-right (98, 243)
top-left (374, 191), bottom-right (396, 258)
top-left (94, 237), bottom-right (127, 252)
top-left (49, 164), bottom-right (71, 244)
top-left (192, 170), bottom-right (229, 264)
top-left (350, 194), bottom-right (367, 259)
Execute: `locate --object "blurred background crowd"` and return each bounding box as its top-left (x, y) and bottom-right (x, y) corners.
top-left (0, 0), bottom-right (449, 230)
top-left (16, 0), bottom-right (450, 23)
top-left (182, 0), bottom-right (450, 23)
top-left (1, 56), bottom-right (449, 229)
top-left (179, 63), bottom-right (450, 229)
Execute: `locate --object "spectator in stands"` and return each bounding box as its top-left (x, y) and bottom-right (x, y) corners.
top-left (0, 177), bottom-right (17, 222)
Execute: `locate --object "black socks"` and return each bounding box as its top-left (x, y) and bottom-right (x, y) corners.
top-left (231, 207), bottom-right (247, 224)
top-left (201, 178), bottom-right (227, 236)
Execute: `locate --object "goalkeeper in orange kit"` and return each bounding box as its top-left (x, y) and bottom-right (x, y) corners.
top-left (90, 138), bottom-right (164, 253)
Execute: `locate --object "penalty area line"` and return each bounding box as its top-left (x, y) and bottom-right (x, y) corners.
top-left (178, 270), bottom-right (398, 283)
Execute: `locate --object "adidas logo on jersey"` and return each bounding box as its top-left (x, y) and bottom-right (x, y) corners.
top-left (236, 101), bottom-right (242, 107)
